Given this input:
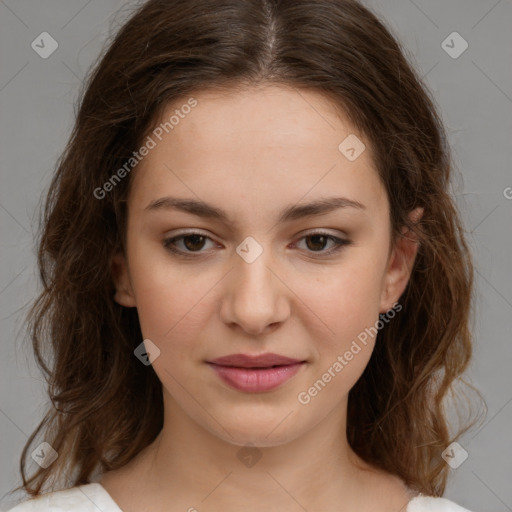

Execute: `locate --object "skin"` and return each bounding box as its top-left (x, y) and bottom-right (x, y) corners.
top-left (102, 84), bottom-right (422, 512)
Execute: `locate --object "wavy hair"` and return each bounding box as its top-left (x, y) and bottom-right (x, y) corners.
top-left (15, 0), bottom-right (480, 498)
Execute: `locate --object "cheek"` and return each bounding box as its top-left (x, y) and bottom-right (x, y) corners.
top-left (132, 276), bottom-right (216, 392)
top-left (297, 256), bottom-right (386, 346)
top-left (131, 262), bottom-right (215, 348)
top-left (293, 268), bottom-right (385, 408)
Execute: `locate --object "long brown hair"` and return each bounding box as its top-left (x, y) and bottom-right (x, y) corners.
top-left (16, 0), bottom-right (481, 498)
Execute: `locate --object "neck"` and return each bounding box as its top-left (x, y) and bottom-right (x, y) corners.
top-left (127, 391), bottom-right (402, 511)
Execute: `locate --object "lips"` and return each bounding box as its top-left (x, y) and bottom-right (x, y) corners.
top-left (207, 353), bottom-right (306, 392)
top-left (209, 353), bottom-right (304, 368)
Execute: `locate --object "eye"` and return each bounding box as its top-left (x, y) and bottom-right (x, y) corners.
top-left (163, 230), bottom-right (351, 258)
top-left (293, 231), bottom-right (351, 256)
top-left (163, 231), bottom-right (217, 256)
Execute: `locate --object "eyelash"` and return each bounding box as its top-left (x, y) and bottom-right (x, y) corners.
top-left (163, 230), bottom-right (351, 258)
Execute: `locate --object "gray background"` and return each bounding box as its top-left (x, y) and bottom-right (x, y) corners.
top-left (0, 1), bottom-right (511, 511)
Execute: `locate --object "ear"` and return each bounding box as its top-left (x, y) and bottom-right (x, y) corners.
top-left (379, 207), bottom-right (423, 312)
top-left (111, 251), bottom-right (137, 307)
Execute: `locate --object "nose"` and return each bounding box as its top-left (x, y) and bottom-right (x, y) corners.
top-left (220, 244), bottom-right (290, 336)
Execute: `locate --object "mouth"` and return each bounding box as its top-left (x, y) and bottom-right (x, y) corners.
top-left (206, 353), bottom-right (306, 392)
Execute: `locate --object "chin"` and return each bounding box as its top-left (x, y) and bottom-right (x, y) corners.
top-left (202, 408), bottom-right (306, 448)
top-left (216, 429), bottom-right (300, 449)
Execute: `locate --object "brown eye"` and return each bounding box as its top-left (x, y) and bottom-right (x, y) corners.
top-left (163, 231), bottom-right (350, 259)
top-left (163, 232), bottom-right (217, 256)
top-left (305, 234), bottom-right (330, 252)
top-left (182, 234), bottom-right (207, 251)
top-left (295, 232), bottom-right (351, 256)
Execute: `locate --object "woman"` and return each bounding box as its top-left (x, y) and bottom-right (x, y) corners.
top-left (9, 0), bottom-right (477, 510)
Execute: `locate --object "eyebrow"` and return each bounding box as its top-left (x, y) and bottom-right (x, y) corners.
top-left (144, 196), bottom-right (366, 224)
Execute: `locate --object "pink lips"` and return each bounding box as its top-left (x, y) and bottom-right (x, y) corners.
top-left (207, 353), bottom-right (305, 392)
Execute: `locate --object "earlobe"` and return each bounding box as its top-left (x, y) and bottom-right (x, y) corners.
top-left (111, 252), bottom-right (137, 307)
top-left (379, 207), bottom-right (423, 312)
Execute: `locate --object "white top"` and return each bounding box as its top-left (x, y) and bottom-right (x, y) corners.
top-left (7, 482), bottom-right (474, 511)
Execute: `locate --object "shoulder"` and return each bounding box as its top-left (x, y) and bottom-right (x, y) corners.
top-left (407, 494), bottom-right (474, 512)
top-left (7, 483), bottom-right (122, 512)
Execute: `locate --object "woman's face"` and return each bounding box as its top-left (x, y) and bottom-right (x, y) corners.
top-left (113, 84), bottom-right (419, 447)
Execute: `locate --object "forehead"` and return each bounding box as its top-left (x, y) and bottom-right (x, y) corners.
top-left (159, 85), bottom-right (364, 161)
top-left (128, 85), bottom-right (387, 223)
